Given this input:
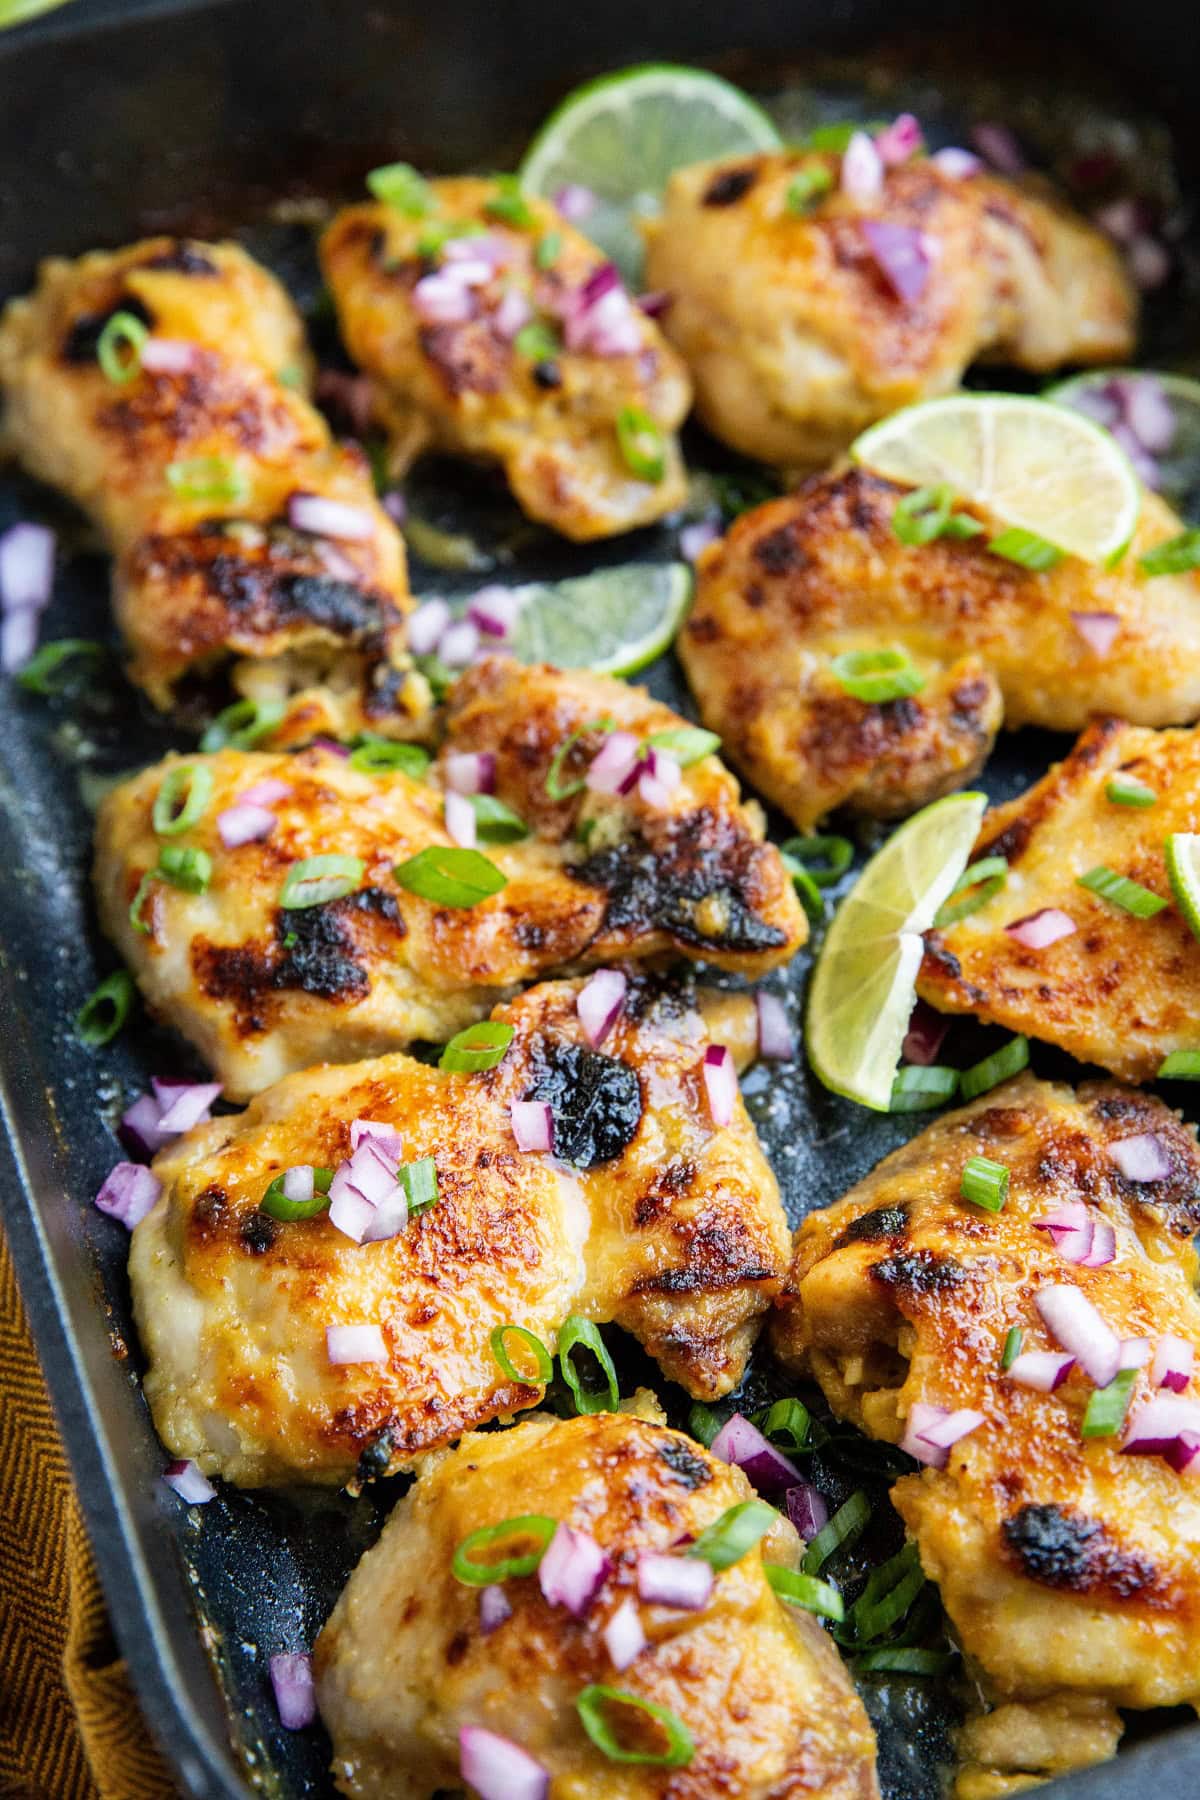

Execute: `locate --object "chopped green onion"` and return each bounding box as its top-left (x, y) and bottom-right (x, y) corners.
top-left (199, 696), bottom-right (285, 752)
top-left (279, 854), bottom-right (364, 910)
top-left (960, 1154), bottom-right (1010, 1212)
top-left (152, 763), bottom-right (214, 837)
top-left (781, 854), bottom-right (825, 924)
top-left (786, 161), bottom-right (834, 212)
top-left (1158, 1050), bottom-right (1200, 1080)
top-left (1106, 774), bottom-right (1156, 808)
top-left (855, 1646), bottom-right (954, 1675)
top-left (1077, 864), bottom-right (1167, 918)
top-left (451, 1514), bottom-right (557, 1585)
top-left (545, 716), bottom-right (614, 801)
top-left (366, 160), bottom-right (432, 216)
top-left (757, 1397), bottom-right (812, 1453)
top-left (349, 737), bottom-right (431, 778)
top-left (558, 1313), bottom-right (620, 1415)
top-left (1138, 529), bottom-right (1200, 577)
top-left (165, 456), bottom-right (247, 504)
top-left (959, 1035), bottom-right (1029, 1101)
top-left (831, 647), bottom-right (925, 703)
top-left (400, 1155), bottom-right (439, 1214)
top-left (96, 309), bottom-right (149, 384)
top-left (850, 1543), bottom-right (925, 1643)
top-left (687, 1401), bottom-right (723, 1447)
top-left (439, 1019), bottom-right (514, 1072)
top-left (393, 845), bottom-right (506, 906)
top-left (489, 1324), bottom-right (553, 1387)
top-left (687, 1500), bottom-right (777, 1571)
top-left (801, 1490), bottom-right (869, 1575)
top-left (779, 834), bottom-right (853, 888)
top-left (1081, 1367), bottom-right (1137, 1439)
top-left (16, 638), bottom-right (104, 696)
top-left (764, 1564), bottom-right (844, 1620)
top-left (616, 406), bottom-right (666, 483)
top-left (156, 844), bottom-right (212, 894)
top-left (575, 1687), bottom-right (694, 1769)
top-left (892, 483), bottom-right (983, 546)
top-left (645, 725), bottom-right (721, 767)
top-left (416, 217), bottom-right (485, 258)
top-left (75, 970), bottom-right (136, 1047)
top-left (277, 363), bottom-right (304, 390)
top-left (486, 175), bottom-right (535, 228)
top-left (414, 652), bottom-right (454, 702)
top-left (806, 122), bottom-right (864, 151)
top-left (535, 231), bottom-right (562, 270)
top-left (987, 527), bottom-right (1063, 571)
top-left (890, 1065), bottom-right (959, 1113)
top-left (513, 320), bottom-right (561, 361)
top-left (1001, 1327), bottom-right (1023, 1369)
top-left (468, 794), bottom-right (529, 842)
top-left (129, 873), bottom-right (156, 933)
top-left (260, 1167), bottom-right (333, 1221)
top-left (934, 855), bottom-right (1008, 926)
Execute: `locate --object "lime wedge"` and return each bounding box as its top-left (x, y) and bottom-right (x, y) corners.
top-left (1165, 834), bottom-right (1200, 944)
top-left (1047, 368), bottom-right (1200, 520)
top-left (519, 63), bottom-right (781, 284)
top-left (504, 561), bottom-right (692, 675)
top-left (851, 393), bottom-right (1141, 564)
top-left (806, 792), bottom-right (987, 1110)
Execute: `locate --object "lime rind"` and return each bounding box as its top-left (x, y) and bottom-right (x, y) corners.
top-left (1165, 833), bottom-right (1200, 943)
top-left (505, 561), bottom-right (692, 676)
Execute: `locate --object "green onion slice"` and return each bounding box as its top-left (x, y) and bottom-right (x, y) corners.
top-left (514, 320), bottom-right (561, 362)
top-left (960, 1154), bottom-right (1010, 1212)
top-left (393, 845), bottom-right (506, 906)
top-left (756, 1396), bottom-right (812, 1452)
top-left (165, 456), bottom-right (248, 504)
top-left (451, 1514), bottom-right (557, 1585)
top-left (75, 970), bottom-right (136, 1047)
top-left (366, 160), bottom-right (433, 215)
top-left (439, 1019), bottom-right (514, 1072)
top-left (96, 309), bottom-right (149, 384)
top-left (890, 1065), bottom-right (959, 1113)
top-left (535, 230), bottom-right (562, 269)
top-left (687, 1499), bottom-right (777, 1571)
top-left (779, 834), bottom-right (853, 888)
top-left (400, 1155), bottom-right (439, 1213)
top-left (1077, 864), bottom-right (1167, 918)
top-left (16, 638), bottom-right (104, 696)
top-left (545, 716), bottom-right (615, 801)
top-left (486, 175), bottom-right (535, 228)
top-left (616, 405), bottom-right (666, 483)
top-left (987, 527), bottom-right (1064, 571)
top-left (934, 854), bottom-right (1008, 926)
top-left (831, 647), bottom-right (925, 703)
top-left (687, 1402), bottom-right (723, 1447)
top-left (959, 1035), bottom-right (1029, 1102)
top-left (575, 1686), bottom-right (694, 1768)
top-left (468, 794), bottom-right (529, 843)
top-left (260, 1167), bottom-right (333, 1221)
top-left (558, 1313), bottom-right (620, 1415)
top-left (129, 873), bottom-right (156, 934)
top-left (1158, 1050), bottom-right (1200, 1080)
top-left (157, 843), bottom-right (212, 894)
top-left (780, 854), bottom-right (825, 924)
top-left (802, 1490), bottom-right (869, 1574)
top-left (786, 161), bottom-right (835, 212)
top-left (1138, 529), bottom-right (1200, 577)
top-left (850, 1543), bottom-right (925, 1643)
top-left (349, 737), bottom-right (431, 778)
top-left (279, 854), bottom-right (364, 910)
top-left (489, 1324), bottom-right (553, 1387)
top-left (892, 483), bottom-right (983, 546)
top-left (1105, 774), bottom-right (1156, 808)
top-left (764, 1564), bottom-right (844, 1620)
top-left (416, 218), bottom-right (486, 259)
top-left (200, 697), bottom-right (285, 752)
top-left (1001, 1326), bottom-right (1023, 1369)
top-left (1081, 1367), bottom-right (1138, 1438)
top-left (645, 725), bottom-right (721, 767)
top-left (855, 1646), bottom-right (954, 1675)
top-left (152, 763), bottom-right (214, 837)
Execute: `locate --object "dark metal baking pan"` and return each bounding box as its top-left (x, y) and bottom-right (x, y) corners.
top-left (2, 1), bottom-right (1199, 1795)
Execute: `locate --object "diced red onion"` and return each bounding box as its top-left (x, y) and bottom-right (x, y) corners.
top-left (577, 968), bottom-right (626, 1048)
top-left (347, 1138), bottom-right (402, 1203)
top-left (382, 489), bottom-right (408, 524)
top-left (314, 538), bottom-right (360, 582)
top-left (602, 1597), bottom-right (647, 1671)
top-left (0, 522), bottom-right (55, 613)
top-left (899, 1402), bottom-right (953, 1468)
top-left (930, 147), bottom-right (982, 179)
top-left (1006, 908), bottom-right (1077, 949)
top-left (445, 751), bottom-right (497, 796)
top-left (411, 273), bottom-right (476, 325)
top-left (350, 1118), bottom-right (404, 1158)
top-left (1071, 611), bottom-right (1120, 656)
top-left (445, 789), bottom-right (477, 848)
top-left (269, 1652), bottom-right (315, 1731)
top-left (1152, 1334), bottom-right (1194, 1393)
top-left (1, 608), bottom-right (38, 673)
top-left (636, 1550), bottom-right (714, 1610)
top-left (1110, 423), bottom-right (1161, 489)
top-left (1079, 1218), bottom-right (1117, 1268)
top-left (156, 1082), bottom-right (222, 1135)
top-left (1121, 377), bottom-right (1176, 453)
top-left (140, 337), bottom-right (196, 375)
top-left (467, 585), bottom-right (523, 639)
top-left (1068, 383), bottom-right (1122, 428)
top-left (861, 220), bottom-right (931, 305)
top-left (120, 1093), bottom-right (174, 1160)
top-left (360, 1186), bottom-right (409, 1244)
top-left (459, 1727), bottom-right (549, 1800)
top-left (679, 518), bottom-right (722, 562)
top-left (569, 285), bottom-right (642, 357)
top-left (328, 1168), bottom-right (377, 1244)
top-left (756, 991), bottom-right (795, 1062)
top-left (326, 1323), bottom-right (389, 1365)
top-left (1036, 1284), bottom-right (1121, 1388)
top-left (217, 802), bottom-right (276, 848)
top-left (1121, 1394), bottom-right (1200, 1468)
top-left (636, 769), bottom-right (672, 810)
top-left (1007, 1350), bottom-right (1076, 1392)
top-left (239, 778), bottom-right (292, 808)
top-left (511, 1100), bottom-right (554, 1153)
top-left (554, 182), bottom-right (596, 223)
top-left (163, 1459), bottom-right (216, 1504)
top-left (444, 233), bottom-right (513, 269)
top-left (479, 1584), bottom-right (512, 1635)
top-left (1033, 1200), bottom-right (1095, 1265)
top-left (1111, 1133), bottom-right (1170, 1183)
top-left (917, 1407), bottom-right (986, 1451)
top-left (585, 730), bottom-right (642, 796)
top-left (636, 290), bottom-right (672, 319)
top-left (969, 122), bottom-right (1025, 173)
top-left (442, 257), bottom-right (494, 289)
top-left (875, 113), bottom-right (923, 167)
top-left (287, 493), bottom-right (375, 543)
top-left (1094, 198), bottom-right (1140, 244)
top-left (841, 130), bottom-right (884, 201)
top-left (711, 1411), bottom-right (802, 1493)
top-left (579, 262), bottom-right (622, 310)
top-left (407, 597), bottom-right (451, 657)
top-left (493, 287), bottom-right (533, 341)
top-left (785, 1480), bottom-right (829, 1541)
top-left (702, 1043), bottom-right (737, 1128)
top-left (95, 1162), bottom-right (162, 1230)
top-left (1129, 236), bottom-right (1170, 291)
top-left (312, 736), bottom-right (351, 759)
top-left (1119, 1336), bottom-right (1153, 1370)
top-left (641, 747), bottom-right (681, 795)
top-left (538, 1522), bottom-right (609, 1616)
top-left (282, 1165), bottom-right (315, 1206)
top-left (438, 618), bottom-right (480, 668)
top-left (902, 999), bottom-right (949, 1066)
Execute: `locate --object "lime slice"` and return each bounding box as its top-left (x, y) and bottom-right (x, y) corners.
top-left (504, 561), bottom-right (692, 675)
top-left (1047, 369), bottom-right (1200, 520)
top-left (1165, 834), bottom-right (1200, 944)
top-left (806, 792), bottom-right (987, 1110)
top-left (852, 393), bottom-right (1141, 564)
top-left (519, 63), bottom-right (781, 284)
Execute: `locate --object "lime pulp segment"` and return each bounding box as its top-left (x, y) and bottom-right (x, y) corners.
top-left (505, 561), bottom-right (692, 675)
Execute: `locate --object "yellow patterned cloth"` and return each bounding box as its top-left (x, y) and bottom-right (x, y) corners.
top-left (0, 1225), bottom-right (176, 1799)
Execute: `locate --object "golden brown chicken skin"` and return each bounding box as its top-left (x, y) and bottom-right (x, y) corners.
top-left (771, 1074), bottom-right (1200, 1797)
top-left (0, 236), bottom-right (416, 734)
top-left (643, 150), bottom-right (1134, 468)
top-left (320, 177), bottom-right (692, 540)
top-left (131, 976), bottom-right (792, 1487)
top-left (919, 717), bottom-right (1200, 1082)
top-left (314, 1408), bottom-right (879, 1800)
top-left (95, 658), bottom-right (804, 1098)
top-left (679, 469), bottom-right (1200, 831)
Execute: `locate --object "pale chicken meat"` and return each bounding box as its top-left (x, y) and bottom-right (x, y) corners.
top-left (95, 658), bottom-right (804, 1098)
top-left (320, 177), bottom-right (692, 540)
top-left (131, 976), bottom-right (793, 1486)
top-left (643, 150), bottom-right (1134, 468)
top-left (314, 1408), bottom-right (879, 1800)
top-left (680, 469), bottom-right (1200, 830)
top-left (771, 1074), bottom-right (1200, 1797)
top-left (0, 236), bottom-right (416, 736)
top-left (919, 716), bottom-right (1200, 1081)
